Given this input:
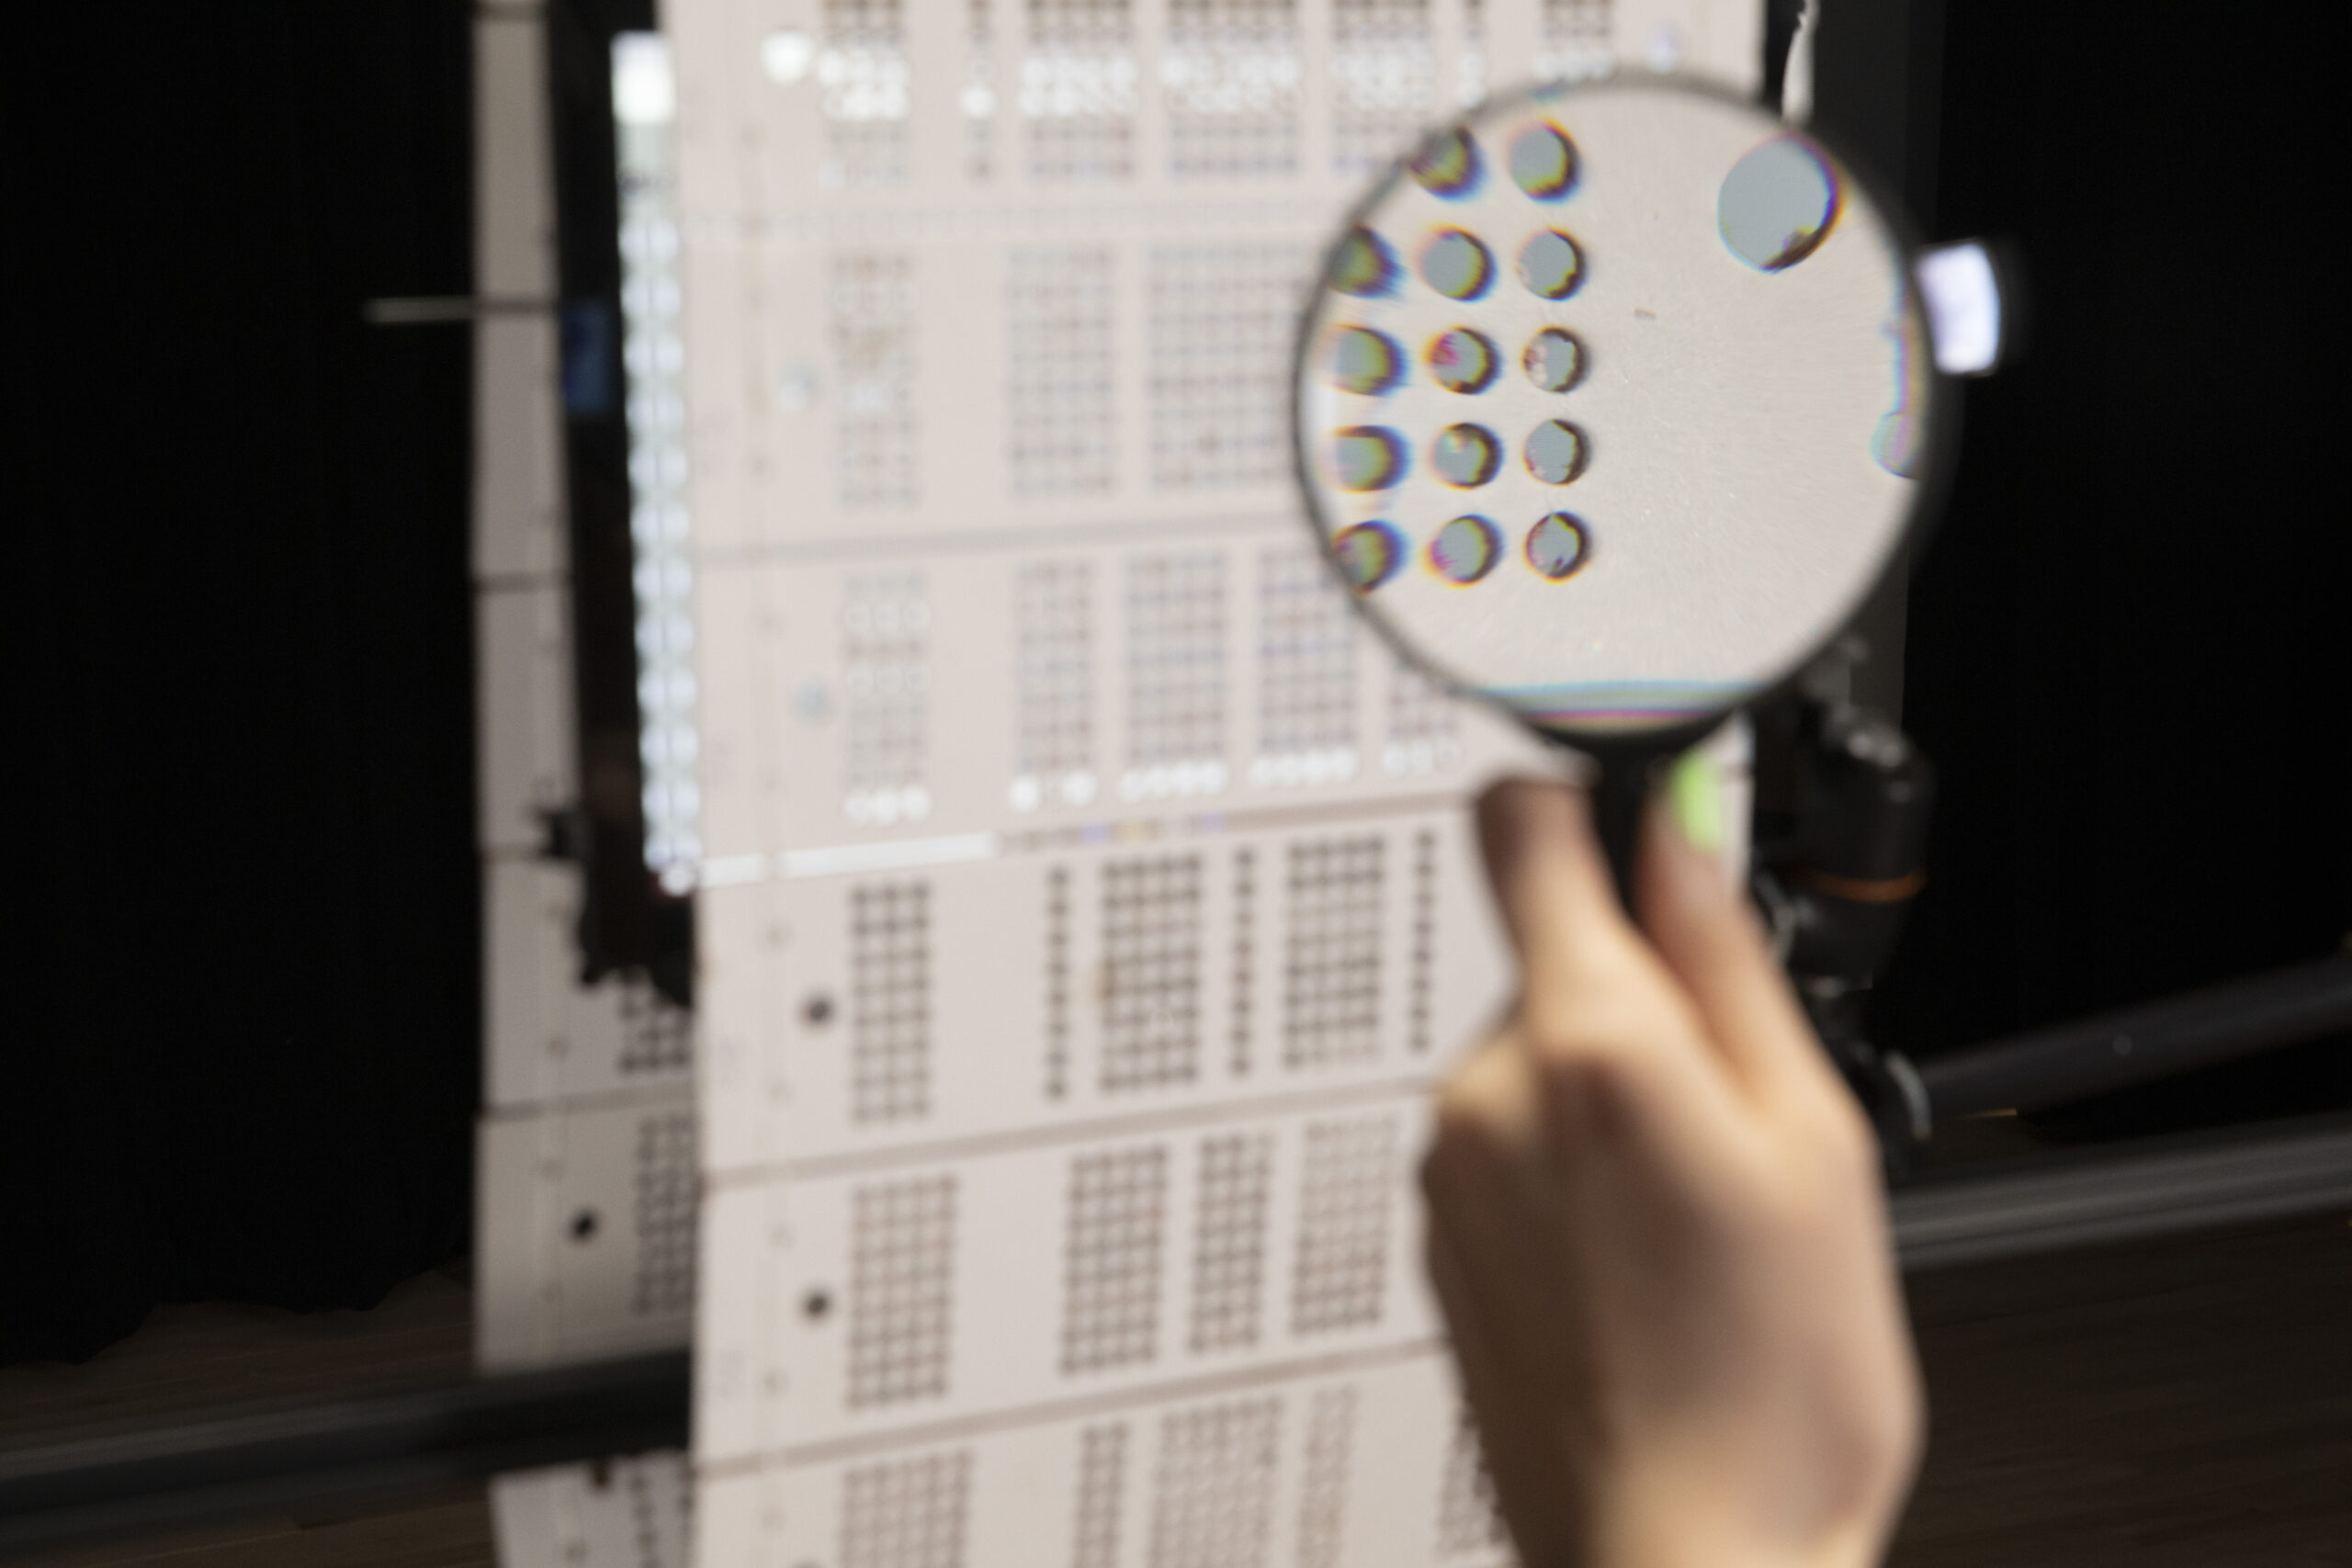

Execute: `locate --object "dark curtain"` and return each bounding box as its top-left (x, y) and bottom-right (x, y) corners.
top-left (4, 4), bottom-right (478, 1361)
top-left (1873, 1), bottom-right (2352, 1121)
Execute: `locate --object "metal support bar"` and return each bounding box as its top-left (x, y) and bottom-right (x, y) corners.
top-left (0, 1351), bottom-right (687, 1557)
top-left (1911, 954), bottom-right (2352, 1122)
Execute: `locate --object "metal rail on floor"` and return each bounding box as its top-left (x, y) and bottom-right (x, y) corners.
top-left (7, 1111), bottom-right (2351, 1555)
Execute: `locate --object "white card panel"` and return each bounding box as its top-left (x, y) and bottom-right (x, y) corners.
top-left (486, 860), bottom-right (696, 1111)
top-left (478, 1091), bottom-right (701, 1371)
top-left (670, 2), bottom-right (1765, 1562)
top-left (492, 1452), bottom-right (694, 1568)
top-left (477, 584), bottom-right (577, 856)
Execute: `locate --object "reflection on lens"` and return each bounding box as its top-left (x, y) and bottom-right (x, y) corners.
top-left (1409, 128), bottom-right (1483, 197)
top-left (1329, 327), bottom-right (1404, 395)
top-left (1421, 230), bottom-right (1495, 300)
top-left (1524, 513), bottom-right (1590, 580)
top-left (1719, 137), bottom-right (1839, 271)
top-left (1509, 123), bottom-right (1577, 198)
top-left (1523, 420), bottom-right (1589, 484)
top-left (1432, 423), bottom-right (1502, 487)
top-left (1429, 329), bottom-right (1498, 394)
top-left (1330, 227), bottom-right (1401, 297)
top-left (1332, 522), bottom-right (1404, 592)
top-left (1516, 230), bottom-right (1584, 299)
top-left (1522, 327), bottom-right (1586, 392)
top-left (1428, 515), bottom-right (1502, 584)
top-left (1331, 426), bottom-right (1406, 490)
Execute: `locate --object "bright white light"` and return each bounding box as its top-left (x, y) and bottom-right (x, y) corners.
top-left (613, 34), bottom-right (675, 126)
top-left (762, 29), bottom-right (816, 84)
top-left (1917, 241), bottom-right (2004, 376)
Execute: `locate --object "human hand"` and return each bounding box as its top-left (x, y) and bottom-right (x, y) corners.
top-left (1423, 764), bottom-right (1923, 1568)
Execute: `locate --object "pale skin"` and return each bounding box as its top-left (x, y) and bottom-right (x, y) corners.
top-left (1424, 775), bottom-right (1924, 1568)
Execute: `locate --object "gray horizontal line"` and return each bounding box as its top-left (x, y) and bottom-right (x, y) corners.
top-left (702, 1337), bottom-right (1446, 1478)
top-left (709, 1071), bottom-right (1442, 1189)
top-left (693, 508), bottom-right (1301, 569)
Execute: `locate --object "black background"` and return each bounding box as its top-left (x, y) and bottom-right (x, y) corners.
top-left (5, 0), bottom-right (2346, 1363)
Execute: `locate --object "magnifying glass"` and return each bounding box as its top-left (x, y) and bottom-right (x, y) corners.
top-left (1294, 74), bottom-right (1952, 900)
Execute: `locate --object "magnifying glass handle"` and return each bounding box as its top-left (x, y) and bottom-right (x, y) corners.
top-left (1590, 759), bottom-right (1647, 912)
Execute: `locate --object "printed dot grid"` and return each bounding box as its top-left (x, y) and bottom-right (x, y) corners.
top-left (1228, 848), bottom-right (1255, 1075)
top-left (850, 882), bottom-right (931, 1123)
top-left (1146, 1397), bottom-right (1281, 1568)
top-left (1252, 547), bottom-right (1357, 784)
top-left (1123, 553), bottom-right (1227, 797)
top-left (841, 1450), bottom-right (972, 1568)
top-left (1295, 1386), bottom-right (1359, 1568)
top-left (1385, 651), bottom-right (1461, 775)
top-left (1282, 837), bottom-right (1385, 1069)
top-left (1289, 1115), bottom-right (1396, 1335)
top-left (1436, 1406), bottom-right (1510, 1558)
top-left (1148, 244), bottom-right (1308, 491)
top-left (828, 253), bottom-right (919, 510)
top-left (1046, 866), bottom-right (1074, 1098)
top-left (1538, 0), bottom-right (1613, 80)
top-left (964, 0), bottom-right (996, 181)
top-left (631, 1111), bottom-right (695, 1317)
top-left (1060, 1146), bottom-right (1169, 1373)
top-left (1012, 560), bottom-right (1096, 810)
top-left (617, 976), bottom-right (693, 1076)
top-left (1070, 1423), bottom-right (1128, 1568)
top-left (843, 572), bottom-right (930, 824)
top-left (1100, 856), bottom-right (1204, 1092)
top-left (1007, 248), bottom-right (1116, 498)
top-left (1023, 0), bottom-right (1136, 183)
top-left (624, 1463), bottom-right (662, 1568)
top-left (1408, 829), bottom-right (1437, 1053)
top-left (1187, 1132), bottom-right (1272, 1353)
top-left (820, 0), bottom-right (910, 187)
top-left (1164, 0), bottom-right (1299, 180)
top-left (1331, 0), bottom-right (1433, 176)
top-left (847, 1176), bottom-right (957, 1407)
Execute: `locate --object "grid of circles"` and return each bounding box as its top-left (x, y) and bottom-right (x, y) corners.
top-left (1289, 1115), bottom-right (1396, 1334)
top-left (631, 1110), bottom-right (696, 1318)
top-left (1383, 652), bottom-right (1460, 774)
top-left (842, 572), bottom-right (930, 825)
top-left (1148, 243), bottom-right (1309, 490)
top-left (850, 882), bottom-right (931, 1123)
top-left (840, 1449), bottom-right (972, 1568)
top-left (962, 0), bottom-right (996, 181)
top-left (1100, 855), bottom-right (1204, 1091)
top-left (616, 976), bottom-right (693, 1077)
top-left (1146, 1397), bottom-right (1282, 1568)
top-left (1059, 1146), bottom-right (1169, 1373)
top-left (1006, 248), bottom-right (1116, 498)
top-left (1454, 0), bottom-right (1487, 105)
top-left (1296, 1386), bottom-right (1360, 1568)
top-left (1121, 554), bottom-right (1227, 800)
top-left (1281, 838), bottom-right (1385, 1069)
top-left (827, 251), bottom-right (919, 508)
top-left (1252, 547), bottom-right (1358, 786)
top-left (1069, 1423), bottom-right (1128, 1568)
top-left (1407, 829), bottom-right (1437, 1053)
top-left (846, 1176), bottom-right (958, 1408)
top-left (1536, 0), bottom-right (1613, 81)
top-left (1022, 0), bottom-right (1136, 182)
top-left (1187, 1132), bottom-right (1273, 1352)
top-left (1435, 1406), bottom-right (1510, 1558)
top-left (1227, 848), bottom-right (1255, 1075)
top-left (820, 0), bottom-right (910, 188)
top-left (1164, 0), bottom-right (1299, 180)
top-left (1330, 0), bottom-right (1432, 177)
top-left (1045, 866), bottom-right (1073, 1098)
top-left (1012, 560), bottom-right (1096, 810)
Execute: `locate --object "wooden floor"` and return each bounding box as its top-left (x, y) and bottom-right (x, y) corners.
top-left (5, 1218), bottom-right (2348, 1565)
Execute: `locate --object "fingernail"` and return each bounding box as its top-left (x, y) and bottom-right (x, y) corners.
top-left (1668, 747), bottom-right (1724, 853)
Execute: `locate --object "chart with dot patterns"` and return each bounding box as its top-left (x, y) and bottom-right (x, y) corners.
top-left (673, 3), bottom-right (1761, 1563)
